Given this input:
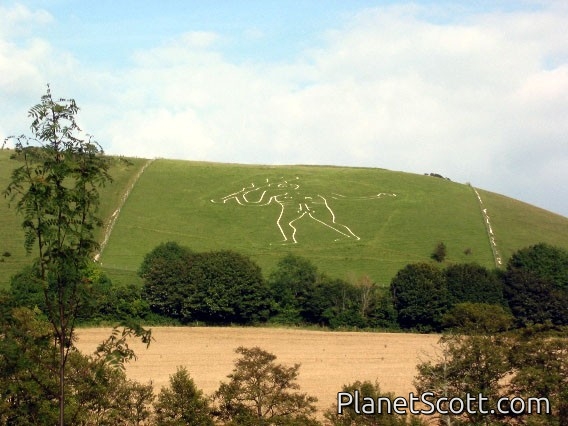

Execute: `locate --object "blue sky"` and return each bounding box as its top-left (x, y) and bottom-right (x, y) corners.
top-left (1, 1), bottom-right (567, 217)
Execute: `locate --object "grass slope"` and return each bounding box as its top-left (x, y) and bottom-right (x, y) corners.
top-left (99, 159), bottom-right (568, 286)
top-left (2, 153), bottom-right (567, 288)
top-left (0, 149), bottom-right (148, 287)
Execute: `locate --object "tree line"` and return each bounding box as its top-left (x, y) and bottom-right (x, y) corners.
top-left (7, 240), bottom-right (568, 333)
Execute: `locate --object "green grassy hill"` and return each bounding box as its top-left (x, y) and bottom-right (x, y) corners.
top-left (0, 149), bottom-right (148, 286)
top-left (2, 152), bottom-right (568, 288)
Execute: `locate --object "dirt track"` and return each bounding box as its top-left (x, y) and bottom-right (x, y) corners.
top-left (76, 327), bottom-right (440, 414)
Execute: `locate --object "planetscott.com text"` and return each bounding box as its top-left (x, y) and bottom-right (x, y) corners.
top-left (337, 391), bottom-right (550, 416)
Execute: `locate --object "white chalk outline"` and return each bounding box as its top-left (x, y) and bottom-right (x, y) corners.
top-left (472, 186), bottom-right (502, 267)
top-left (211, 177), bottom-right (396, 244)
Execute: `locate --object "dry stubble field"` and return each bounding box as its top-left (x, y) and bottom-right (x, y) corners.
top-left (77, 327), bottom-right (440, 415)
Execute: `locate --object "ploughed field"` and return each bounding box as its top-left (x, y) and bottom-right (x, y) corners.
top-left (76, 327), bottom-right (440, 415)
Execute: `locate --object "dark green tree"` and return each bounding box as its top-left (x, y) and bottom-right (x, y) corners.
top-left (503, 268), bottom-right (568, 327)
top-left (188, 250), bottom-right (271, 324)
top-left (507, 243), bottom-right (568, 288)
top-left (9, 264), bottom-right (47, 313)
top-left (441, 302), bottom-right (514, 334)
top-left (141, 245), bottom-right (271, 324)
top-left (431, 242), bottom-right (447, 263)
top-left (444, 263), bottom-right (504, 306)
top-left (140, 241), bottom-right (196, 320)
top-left (3, 86), bottom-right (151, 425)
top-left (390, 263), bottom-right (449, 331)
top-left (314, 276), bottom-right (366, 328)
top-left (268, 254), bottom-right (319, 324)
top-left (154, 366), bottom-right (214, 426)
top-left (8, 262), bottom-right (148, 325)
top-left (214, 346), bottom-right (320, 425)
top-left (503, 243), bottom-right (568, 327)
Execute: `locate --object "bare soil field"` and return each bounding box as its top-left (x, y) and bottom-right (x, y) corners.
top-left (76, 327), bottom-right (440, 415)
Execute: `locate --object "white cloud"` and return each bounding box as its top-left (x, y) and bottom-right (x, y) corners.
top-left (106, 109), bottom-right (215, 160)
top-left (0, 3), bottom-right (52, 37)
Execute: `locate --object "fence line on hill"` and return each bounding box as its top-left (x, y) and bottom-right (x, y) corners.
top-left (94, 158), bottom-right (154, 263)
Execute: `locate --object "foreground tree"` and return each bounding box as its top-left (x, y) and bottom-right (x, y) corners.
top-left (154, 366), bottom-right (214, 426)
top-left (3, 86), bottom-right (150, 425)
top-left (414, 333), bottom-right (513, 425)
top-left (508, 326), bottom-right (568, 424)
top-left (214, 346), bottom-right (320, 425)
top-left (415, 326), bottom-right (568, 425)
top-left (0, 307), bottom-right (154, 425)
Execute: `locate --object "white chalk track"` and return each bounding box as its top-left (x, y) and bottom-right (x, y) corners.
top-left (94, 159), bottom-right (154, 263)
top-left (472, 186), bottom-right (503, 267)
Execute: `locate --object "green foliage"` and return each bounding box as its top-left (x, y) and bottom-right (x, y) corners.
top-left (269, 254), bottom-right (319, 323)
top-left (414, 333), bottom-right (513, 425)
top-left (154, 366), bottom-right (214, 426)
top-left (9, 264), bottom-right (47, 313)
top-left (431, 242), bottom-right (447, 263)
top-left (444, 262), bottom-right (504, 306)
top-left (503, 243), bottom-right (568, 327)
top-left (315, 275), bottom-right (366, 328)
top-left (9, 262), bottom-right (151, 324)
top-left (188, 250), bottom-right (271, 324)
top-left (507, 243), bottom-right (568, 288)
top-left (0, 307), bottom-right (154, 425)
top-left (67, 351), bottom-right (155, 425)
top-left (269, 255), bottom-right (397, 329)
top-left (0, 307), bottom-right (59, 425)
top-left (441, 302), bottom-right (514, 334)
top-left (141, 243), bottom-right (271, 324)
top-left (415, 327), bottom-right (568, 425)
top-left (502, 268), bottom-right (567, 327)
top-left (509, 327), bottom-right (568, 424)
top-left (2, 87), bottom-right (153, 425)
top-left (214, 346), bottom-right (320, 425)
top-left (325, 380), bottom-right (427, 425)
top-left (139, 241), bottom-right (196, 320)
top-left (390, 263), bottom-right (449, 331)
top-left (3, 86), bottom-right (115, 424)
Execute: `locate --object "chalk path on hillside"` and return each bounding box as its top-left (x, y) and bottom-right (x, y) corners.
top-left (211, 177), bottom-right (396, 244)
top-left (472, 186), bottom-right (503, 267)
top-left (94, 159), bottom-right (154, 263)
